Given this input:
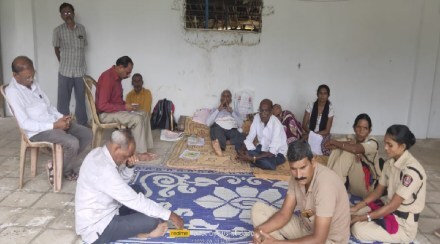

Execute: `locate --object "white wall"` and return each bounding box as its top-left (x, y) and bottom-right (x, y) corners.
top-left (2, 0), bottom-right (440, 138)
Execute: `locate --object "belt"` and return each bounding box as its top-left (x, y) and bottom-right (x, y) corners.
top-left (394, 210), bottom-right (419, 222)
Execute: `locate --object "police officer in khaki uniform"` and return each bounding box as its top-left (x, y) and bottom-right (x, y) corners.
top-left (326, 114), bottom-right (380, 198)
top-left (251, 141), bottom-right (350, 244)
top-left (351, 124), bottom-right (426, 243)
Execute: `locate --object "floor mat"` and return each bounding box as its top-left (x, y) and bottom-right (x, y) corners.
top-left (252, 161), bottom-right (291, 181)
top-left (165, 138), bottom-right (252, 173)
top-left (114, 166), bottom-right (287, 243)
top-left (113, 167), bottom-right (385, 243)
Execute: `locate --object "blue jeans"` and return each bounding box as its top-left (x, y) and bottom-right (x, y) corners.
top-left (248, 145), bottom-right (286, 170)
top-left (93, 185), bottom-right (162, 243)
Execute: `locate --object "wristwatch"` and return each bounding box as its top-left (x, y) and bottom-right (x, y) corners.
top-left (367, 214), bottom-right (372, 222)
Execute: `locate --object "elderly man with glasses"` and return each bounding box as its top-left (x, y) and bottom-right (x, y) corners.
top-left (236, 99), bottom-right (287, 170)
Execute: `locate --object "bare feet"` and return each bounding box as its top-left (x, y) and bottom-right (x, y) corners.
top-left (212, 139), bottom-right (223, 156)
top-left (137, 152), bottom-right (158, 161)
top-left (136, 222), bottom-right (168, 239)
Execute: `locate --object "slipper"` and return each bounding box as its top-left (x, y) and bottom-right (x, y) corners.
top-left (65, 172), bottom-right (79, 181)
top-left (46, 160), bottom-right (54, 186)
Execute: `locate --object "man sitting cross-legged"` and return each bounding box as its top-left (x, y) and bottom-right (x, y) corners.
top-left (236, 99), bottom-right (287, 170)
top-left (206, 89), bottom-right (244, 156)
top-left (251, 140), bottom-right (351, 244)
top-left (75, 129), bottom-right (184, 243)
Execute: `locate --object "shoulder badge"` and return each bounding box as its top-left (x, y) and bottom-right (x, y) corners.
top-left (402, 174), bottom-right (413, 187)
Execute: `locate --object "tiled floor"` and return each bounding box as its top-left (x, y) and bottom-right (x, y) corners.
top-left (0, 117), bottom-right (439, 243)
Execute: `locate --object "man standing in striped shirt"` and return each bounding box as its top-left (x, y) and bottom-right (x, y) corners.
top-left (53, 2), bottom-right (88, 126)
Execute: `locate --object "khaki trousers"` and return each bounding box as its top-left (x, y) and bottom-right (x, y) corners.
top-left (327, 149), bottom-right (370, 198)
top-left (251, 202), bottom-right (335, 243)
top-left (251, 202), bottom-right (308, 240)
top-left (99, 111), bottom-right (153, 153)
top-left (352, 206), bottom-right (418, 243)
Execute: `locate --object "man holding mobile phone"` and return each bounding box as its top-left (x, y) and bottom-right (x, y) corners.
top-left (5, 56), bottom-right (92, 184)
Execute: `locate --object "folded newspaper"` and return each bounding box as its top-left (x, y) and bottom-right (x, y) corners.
top-left (187, 136), bottom-right (205, 146)
top-left (160, 129), bottom-right (183, 141)
top-left (179, 149), bottom-right (200, 160)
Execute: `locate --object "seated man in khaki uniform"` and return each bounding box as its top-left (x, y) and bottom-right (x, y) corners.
top-left (251, 140), bottom-right (350, 244)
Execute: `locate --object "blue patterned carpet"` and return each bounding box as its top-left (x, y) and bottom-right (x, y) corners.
top-left (114, 167), bottom-right (287, 243)
top-left (114, 167), bottom-right (375, 244)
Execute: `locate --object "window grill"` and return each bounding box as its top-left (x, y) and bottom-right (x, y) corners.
top-left (185, 0), bottom-right (263, 32)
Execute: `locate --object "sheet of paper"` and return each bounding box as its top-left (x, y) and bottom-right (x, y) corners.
top-left (160, 129), bottom-right (183, 141)
top-left (308, 131), bottom-right (323, 155)
top-left (179, 149), bottom-right (201, 160)
top-left (187, 136), bottom-right (205, 146)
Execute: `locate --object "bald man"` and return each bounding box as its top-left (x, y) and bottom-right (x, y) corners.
top-left (75, 129), bottom-right (184, 243)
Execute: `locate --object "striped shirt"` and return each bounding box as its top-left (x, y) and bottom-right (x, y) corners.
top-left (53, 23), bottom-right (87, 77)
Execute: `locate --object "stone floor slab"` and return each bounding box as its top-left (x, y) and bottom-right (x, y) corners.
top-left (426, 191), bottom-right (440, 204)
top-left (0, 226), bottom-right (41, 244)
top-left (0, 177), bottom-right (19, 191)
top-left (49, 207), bottom-right (75, 230)
top-left (21, 179), bottom-right (52, 192)
top-left (428, 203), bottom-right (440, 215)
top-left (0, 190), bottom-right (11, 202)
top-left (0, 164), bottom-right (20, 178)
top-left (427, 180), bottom-right (439, 191)
top-left (0, 207), bottom-right (26, 228)
top-left (421, 204), bottom-right (439, 218)
top-left (0, 191), bottom-right (43, 207)
top-left (31, 229), bottom-right (77, 244)
top-left (418, 217), bottom-right (440, 234)
top-left (32, 193), bottom-right (74, 209)
top-left (424, 233), bottom-right (440, 243)
top-left (414, 232), bottom-right (431, 244)
top-left (14, 208), bottom-right (60, 227)
top-left (59, 180), bottom-right (77, 194)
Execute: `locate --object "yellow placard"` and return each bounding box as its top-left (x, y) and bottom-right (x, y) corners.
top-left (169, 229), bottom-right (190, 238)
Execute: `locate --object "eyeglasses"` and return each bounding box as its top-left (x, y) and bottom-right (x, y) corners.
top-left (62, 11), bottom-right (73, 16)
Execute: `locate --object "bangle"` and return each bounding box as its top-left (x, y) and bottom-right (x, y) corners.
top-left (253, 156), bottom-right (256, 163)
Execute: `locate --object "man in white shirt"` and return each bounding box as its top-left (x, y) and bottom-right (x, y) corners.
top-left (237, 99), bottom-right (287, 170)
top-left (206, 89), bottom-right (244, 156)
top-left (75, 129), bottom-right (184, 243)
top-left (5, 56), bottom-right (92, 182)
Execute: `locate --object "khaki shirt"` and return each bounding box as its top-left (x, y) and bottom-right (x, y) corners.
top-left (343, 134), bottom-right (380, 177)
top-left (287, 164), bottom-right (350, 243)
top-left (379, 150), bottom-right (426, 213)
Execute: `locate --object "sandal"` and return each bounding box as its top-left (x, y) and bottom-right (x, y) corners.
top-left (65, 172), bottom-right (79, 181)
top-left (46, 160), bottom-right (54, 186)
